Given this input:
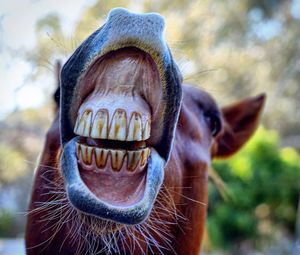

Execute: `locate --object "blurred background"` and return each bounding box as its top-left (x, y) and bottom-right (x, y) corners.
top-left (0, 0), bottom-right (299, 254)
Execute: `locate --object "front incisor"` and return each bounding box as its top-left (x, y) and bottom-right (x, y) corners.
top-left (80, 144), bottom-right (93, 165)
top-left (127, 150), bottom-right (142, 171)
top-left (75, 110), bottom-right (93, 137)
top-left (95, 148), bottom-right (109, 168)
top-left (90, 109), bottom-right (109, 139)
top-left (127, 113), bottom-right (142, 141)
top-left (108, 109), bottom-right (127, 141)
top-left (140, 148), bottom-right (150, 167)
top-left (110, 150), bottom-right (126, 171)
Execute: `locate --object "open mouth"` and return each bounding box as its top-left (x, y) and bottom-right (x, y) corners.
top-left (59, 8), bottom-right (183, 226)
top-left (74, 104), bottom-right (152, 206)
top-left (61, 47), bottom-right (167, 224)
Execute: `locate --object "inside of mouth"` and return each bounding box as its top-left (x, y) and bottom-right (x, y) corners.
top-left (72, 47), bottom-right (161, 207)
top-left (83, 137), bottom-right (147, 150)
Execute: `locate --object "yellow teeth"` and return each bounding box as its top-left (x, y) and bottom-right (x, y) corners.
top-left (74, 109), bottom-right (150, 141)
top-left (79, 144), bottom-right (93, 165)
top-left (110, 150), bottom-right (126, 171)
top-left (76, 143), bottom-right (150, 172)
top-left (74, 110), bottom-right (93, 137)
top-left (94, 148), bottom-right (109, 168)
top-left (127, 113), bottom-right (142, 141)
top-left (90, 109), bottom-right (109, 139)
top-left (140, 148), bottom-right (150, 168)
top-left (108, 109), bottom-right (127, 141)
top-left (127, 150), bottom-right (142, 172)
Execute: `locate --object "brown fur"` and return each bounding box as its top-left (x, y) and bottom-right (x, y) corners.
top-left (25, 84), bottom-right (265, 254)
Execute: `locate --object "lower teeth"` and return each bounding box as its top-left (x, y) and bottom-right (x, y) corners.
top-left (76, 143), bottom-right (150, 172)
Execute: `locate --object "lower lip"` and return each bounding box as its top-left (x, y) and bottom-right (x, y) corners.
top-left (61, 137), bottom-right (166, 225)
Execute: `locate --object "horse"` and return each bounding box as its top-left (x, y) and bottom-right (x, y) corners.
top-left (25, 8), bottom-right (265, 255)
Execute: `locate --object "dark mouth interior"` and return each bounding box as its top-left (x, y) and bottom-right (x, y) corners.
top-left (71, 47), bottom-right (162, 207)
top-left (82, 137), bottom-right (147, 150)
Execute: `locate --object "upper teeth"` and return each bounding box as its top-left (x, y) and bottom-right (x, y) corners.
top-left (74, 109), bottom-right (151, 141)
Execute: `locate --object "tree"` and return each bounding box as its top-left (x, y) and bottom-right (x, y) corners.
top-left (207, 127), bottom-right (300, 251)
top-left (28, 0), bottom-right (300, 144)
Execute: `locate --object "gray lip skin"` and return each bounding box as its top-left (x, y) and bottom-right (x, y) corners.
top-left (61, 137), bottom-right (165, 225)
top-left (60, 8), bottom-right (183, 162)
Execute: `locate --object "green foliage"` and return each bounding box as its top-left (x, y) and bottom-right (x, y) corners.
top-left (0, 209), bottom-right (14, 237)
top-left (207, 127), bottom-right (300, 249)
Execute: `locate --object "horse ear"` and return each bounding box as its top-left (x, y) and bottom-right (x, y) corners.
top-left (214, 94), bottom-right (266, 158)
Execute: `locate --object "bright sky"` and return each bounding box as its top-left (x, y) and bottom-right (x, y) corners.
top-left (0, 0), bottom-right (96, 119)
